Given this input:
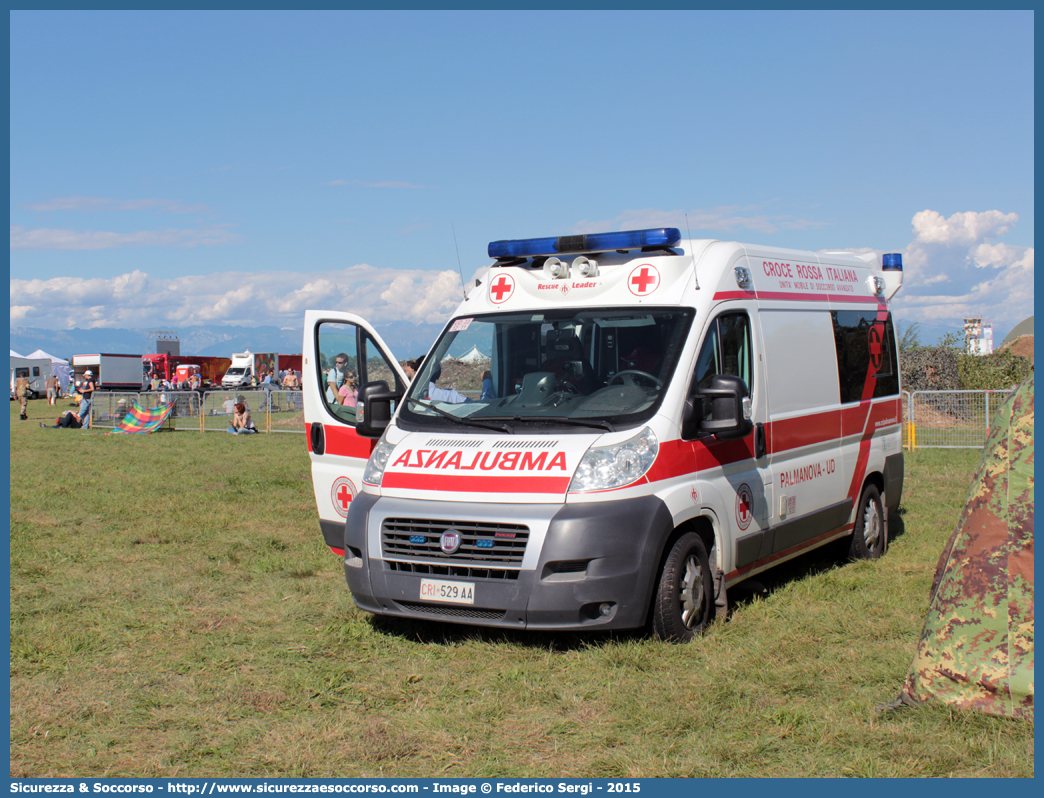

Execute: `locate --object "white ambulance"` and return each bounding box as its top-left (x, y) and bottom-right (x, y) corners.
top-left (303, 228), bottom-right (905, 641)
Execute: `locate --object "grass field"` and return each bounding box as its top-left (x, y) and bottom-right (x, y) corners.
top-left (8, 398), bottom-right (1034, 778)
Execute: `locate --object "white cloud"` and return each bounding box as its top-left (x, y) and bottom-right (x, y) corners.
top-left (9, 264), bottom-right (464, 330)
top-left (910, 209), bottom-right (1018, 246)
top-left (10, 225), bottom-right (242, 251)
top-left (880, 209), bottom-right (1033, 335)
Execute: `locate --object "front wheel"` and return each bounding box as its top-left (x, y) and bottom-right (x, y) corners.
top-left (651, 532), bottom-right (713, 642)
top-left (848, 483), bottom-right (886, 560)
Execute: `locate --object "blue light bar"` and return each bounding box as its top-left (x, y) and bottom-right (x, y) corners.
top-left (488, 228), bottom-right (682, 259)
top-left (882, 253), bottom-right (903, 270)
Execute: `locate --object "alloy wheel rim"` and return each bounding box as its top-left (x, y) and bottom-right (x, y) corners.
top-left (679, 554), bottom-right (705, 628)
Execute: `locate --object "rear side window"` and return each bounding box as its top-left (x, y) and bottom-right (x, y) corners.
top-left (832, 311), bottom-right (899, 403)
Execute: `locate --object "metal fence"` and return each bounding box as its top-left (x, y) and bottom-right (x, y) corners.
top-left (907, 389), bottom-right (1017, 450)
top-left (87, 387), bottom-right (1013, 448)
top-left (86, 389), bottom-right (306, 433)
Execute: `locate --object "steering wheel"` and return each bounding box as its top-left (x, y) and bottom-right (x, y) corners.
top-left (609, 370), bottom-right (663, 389)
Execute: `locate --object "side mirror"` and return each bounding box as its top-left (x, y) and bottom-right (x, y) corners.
top-left (694, 374), bottom-right (753, 441)
top-left (356, 380), bottom-right (401, 438)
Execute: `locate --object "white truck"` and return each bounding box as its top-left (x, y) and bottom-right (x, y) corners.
top-left (71, 353), bottom-right (146, 391)
top-left (303, 227), bottom-right (905, 640)
top-left (221, 351), bottom-right (278, 389)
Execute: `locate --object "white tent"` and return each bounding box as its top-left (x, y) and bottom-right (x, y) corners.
top-left (458, 345), bottom-right (491, 364)
top-left (24, 349), bottom-right (74, 393)
top-left (10, 355), bottom-right (53, 397)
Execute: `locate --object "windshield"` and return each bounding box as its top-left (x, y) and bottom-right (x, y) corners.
top-left (398, 307), bottom-right (694, 433)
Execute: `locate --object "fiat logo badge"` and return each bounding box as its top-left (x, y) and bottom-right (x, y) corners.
top-left (440, 530), bottom-right (462, 554)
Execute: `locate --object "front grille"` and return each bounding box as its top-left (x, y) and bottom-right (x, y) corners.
top-left (387, 561), bottom-right (520, 580)
top-left (397, 601), bottom-right (507, 620)
top-left (381, 518), bottom-right (529, 567)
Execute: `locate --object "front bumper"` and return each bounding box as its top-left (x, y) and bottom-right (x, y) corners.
top-left (342, 491), bottom-right (674, 631)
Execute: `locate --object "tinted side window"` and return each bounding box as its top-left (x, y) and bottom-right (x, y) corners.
top-left (832, 311), bottom-right (899, 403)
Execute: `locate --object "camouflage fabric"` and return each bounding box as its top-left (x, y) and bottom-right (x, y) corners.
top-left (899, 371), bottom-right (1034, 718)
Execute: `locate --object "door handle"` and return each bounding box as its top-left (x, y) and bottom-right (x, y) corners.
top-left (755, 422), bottom-right (766, 459)
top-left (310, 422), bottom-right (325, 455)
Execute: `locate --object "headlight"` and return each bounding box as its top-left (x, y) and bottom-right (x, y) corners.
top-left (362, 438), bottom-right (396, 486)
top-left (569, 427), bottom-right (658, 492)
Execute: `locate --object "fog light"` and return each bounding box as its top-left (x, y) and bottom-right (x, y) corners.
top-left (599, 602), bottom-right (614, 618)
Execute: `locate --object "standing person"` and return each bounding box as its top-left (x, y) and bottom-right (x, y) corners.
top-left (325, 353), bottom-right (351, 404)
top-left (78, 369), bottom-right (97, 428)
top-left (227, 402), bottom-right (257, 435)
top-left (402, 359), bottom-right (420, 383)
top-left (338, 371), bottom-right (359, 407)
top-left (45, 373), bottom-right (58, 405)
top-left (14, 374), bottom-right (30, 420)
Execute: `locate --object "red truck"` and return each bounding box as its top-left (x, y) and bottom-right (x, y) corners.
top-left (143, 354), bottom-right (232, 388)
top-left (279, 354), bottom-right (302, 375)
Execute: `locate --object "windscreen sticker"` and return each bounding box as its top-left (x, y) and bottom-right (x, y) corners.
top-left (449, 318), bottom-right (474, 332)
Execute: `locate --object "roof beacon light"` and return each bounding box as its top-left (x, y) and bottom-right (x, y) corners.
top-left (882, 253), bottom-right (903, 271)
top-left (488, 228), bottom-right (682, 259)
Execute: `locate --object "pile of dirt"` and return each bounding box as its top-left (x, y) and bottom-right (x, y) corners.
top-left (433, 359), bottom-right (488, 395)
top-left (998, 335), bottom-right (1034, 363)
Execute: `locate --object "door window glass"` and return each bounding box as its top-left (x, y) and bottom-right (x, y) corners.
top-left (693, 312), bottom-right (753, 421)
top-left (316, 322), bottom-right (403, 425)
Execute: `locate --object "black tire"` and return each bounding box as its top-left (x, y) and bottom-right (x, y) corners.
top-left (651, 531), bottom-right (713, 642)
top-left (848, 483), bottom-right (886, 560)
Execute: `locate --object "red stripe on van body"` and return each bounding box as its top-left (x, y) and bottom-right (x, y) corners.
top-left (381, 472), bottom-right (570, 494)
top-left (767, 409), bottom-right (840, 452)
top-left (314, 425), bottom-right (377, 458)
top-left (644, 398), bottom-right (901, 485)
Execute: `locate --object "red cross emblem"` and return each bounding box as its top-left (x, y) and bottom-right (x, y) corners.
top-left (735, 483), bottom-right (753, 531)
top-left (868, 325), bottom-right (884, 372)
top-left (489, 273), bottom-right (515, 304)
top-left (628, 264), bottom-right (659, 296)
top-left (330, 476), bottom-right (357, 519)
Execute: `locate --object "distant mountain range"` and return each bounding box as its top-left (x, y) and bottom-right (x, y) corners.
top-left (10, 321), bottom-right (446, 362)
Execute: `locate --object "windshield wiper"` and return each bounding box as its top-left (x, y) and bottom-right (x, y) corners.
top-left (483, 415), bottom-right (616, 433)
top-left (405, 397), bottom-right (512, 433)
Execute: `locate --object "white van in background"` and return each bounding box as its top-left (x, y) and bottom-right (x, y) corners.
top-left (302, 228), bottom-right (904, 640)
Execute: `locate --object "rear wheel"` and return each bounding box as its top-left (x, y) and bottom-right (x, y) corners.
top-left (651, 532), bottom-right (713, 642)
top-left (849, 483), bottom-right (885, 560)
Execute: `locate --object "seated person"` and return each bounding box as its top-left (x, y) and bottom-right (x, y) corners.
top-left (40, 411), bottom-right (83, 429)
top-left (480, 370), bottom-right (496, 401)
top-left (621, 345), bottom-right (662, 376)
top-left (227, 402), bottom-right (257, 435)
top-left (427, 364), bottom-right (471, 404)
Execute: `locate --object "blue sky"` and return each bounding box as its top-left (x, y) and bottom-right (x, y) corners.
top-left (10, 10), bottom-right (1035, 344)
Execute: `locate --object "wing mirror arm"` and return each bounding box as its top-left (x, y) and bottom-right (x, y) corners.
top-left (356, 380), bottom-right (402, 438)
top-left (690, 374), bottom-right (753, 441)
